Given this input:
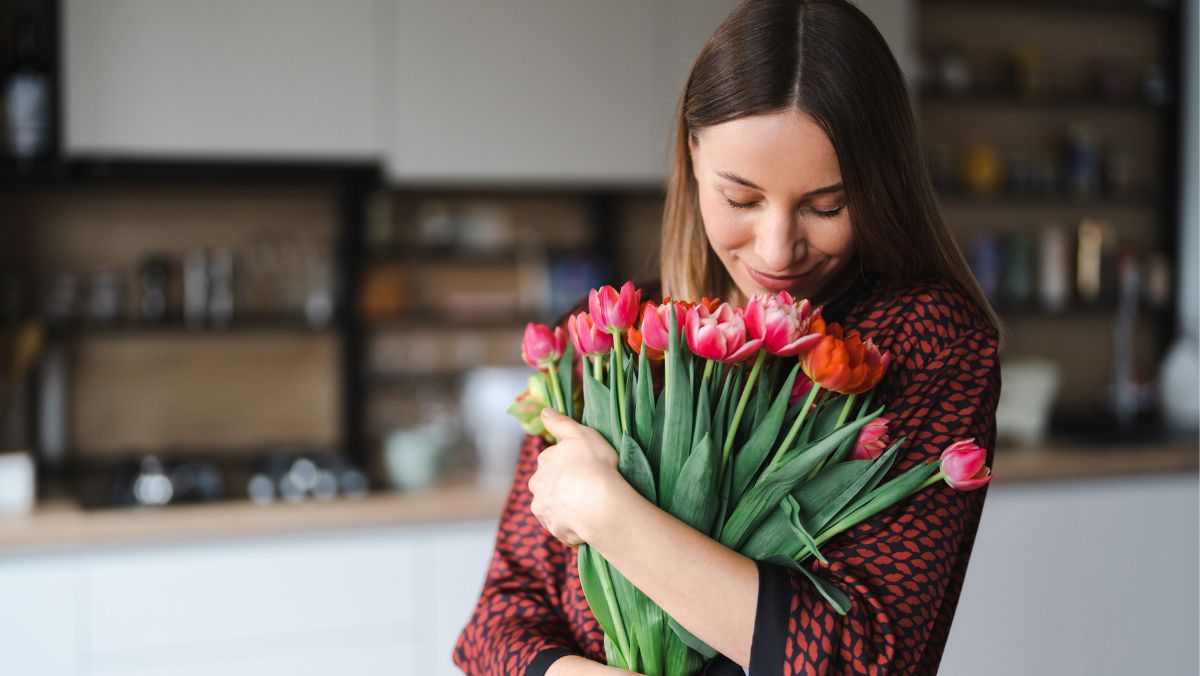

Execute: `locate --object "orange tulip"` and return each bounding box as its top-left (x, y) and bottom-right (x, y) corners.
top-left (799, 323), bottom-right (890, 395)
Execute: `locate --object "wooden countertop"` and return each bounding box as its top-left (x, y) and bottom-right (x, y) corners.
top-left (0, 442), bottom-right (1194, 555)
top-left (0, 479), bottom-right (509, 555)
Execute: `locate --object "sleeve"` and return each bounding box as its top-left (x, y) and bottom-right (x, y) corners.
top-left (745, 322), bottom-right (1002, 676)
top-left (453, 433), bottom-right (585, 676)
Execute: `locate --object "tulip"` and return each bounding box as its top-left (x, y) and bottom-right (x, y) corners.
top-left (522, 322), bottom-right (566, 370)
top-left (588, 282), bottom-right (642, 334)
top-left (799, 324), bottom-right (890, 395)
top-left (852, 416), bottom-right (891, 461)
top-left (788, 374), bottom-right (822, 409)
top-left (685, 303), bottom-right (764, 364)
top-left (744, 291), bottom-right (824, 357)
top-left (568, 311), bottom-right (613, 357)
top-left (626, 300), bottom-right (684, 358)
top-left (940, 438), bottom-right (993, 490)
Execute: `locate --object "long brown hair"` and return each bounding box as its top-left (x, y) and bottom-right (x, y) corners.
top-left (662, 0), bottom-right (1003, 335)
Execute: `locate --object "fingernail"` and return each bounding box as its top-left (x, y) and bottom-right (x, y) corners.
top-left (541, 408), bottom-right (557, 418)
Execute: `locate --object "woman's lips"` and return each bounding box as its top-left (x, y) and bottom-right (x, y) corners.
top-left (745, 263), bottom-right (807, 291)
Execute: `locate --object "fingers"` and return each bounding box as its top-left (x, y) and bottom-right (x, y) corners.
top-left (539, 407), bottom-right (581, 439)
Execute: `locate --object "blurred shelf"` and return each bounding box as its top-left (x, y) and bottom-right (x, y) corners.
top-left (936, 189), bottom-right (1157, 208)
top-left (993, 305), bottom-right (1170, 320)
top-left (919, 89), bottom-right (1169, 111)
top-left (919, 0), bottom-right (1174, 13)
top-left (363, 314), bottom-right (538, 332)
top-left (365, 371), bottom-right (465, 389)
top-left (45, 315), bottom-right (334, 338)
top-left (366, 249), bottom-right (526, 266)
top-left (994, 441), bottom-right (1196, 484)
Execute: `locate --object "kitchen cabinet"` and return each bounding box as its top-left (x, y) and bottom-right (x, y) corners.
top-left (0, 517), bottom-right (499, 676)
top-left (0, 557), bottom-right (80, 676)
top-left (63, 0), bottom-right (383, 160)
top-left (385, 0), bottom-right (669, 185)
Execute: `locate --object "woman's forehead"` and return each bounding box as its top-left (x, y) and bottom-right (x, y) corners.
top-left (692, 109), bottom-right (843, 195)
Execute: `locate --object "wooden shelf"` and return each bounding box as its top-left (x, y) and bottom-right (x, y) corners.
top-left (919, 0), bottom-right (1174, 13)
top-left (919, 89), bottom-right (1167, 111)
top-left (936, 189), bottom-right (1157, 208)
top-left (46, 316), bottom-right (333, 338)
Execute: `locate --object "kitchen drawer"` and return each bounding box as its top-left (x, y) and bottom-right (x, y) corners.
top-left (83, 529), bottom-right (418, 657)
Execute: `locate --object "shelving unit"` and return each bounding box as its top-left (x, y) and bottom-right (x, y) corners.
top-left (915, 0), bottom-right (1182, 427)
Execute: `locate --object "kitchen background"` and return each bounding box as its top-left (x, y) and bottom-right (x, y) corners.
top-left (0, 0), bottom-right (1196, 675)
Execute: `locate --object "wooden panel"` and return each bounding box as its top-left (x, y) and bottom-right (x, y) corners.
top-left (70, 334), bottom-right (338, 455)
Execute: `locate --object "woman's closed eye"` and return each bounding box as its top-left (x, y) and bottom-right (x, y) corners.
top-left (724, 196), bottom-right (845, 219)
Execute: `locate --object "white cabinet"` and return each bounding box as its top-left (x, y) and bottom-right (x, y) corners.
top-left (63, 0), bottom-right (383, 160)
top-left (385, 0), bottom-right (669, 185)
top-left (941, 475), bottom-right (1199, 676)
top-left (0, 557), bottom-right (81, 676)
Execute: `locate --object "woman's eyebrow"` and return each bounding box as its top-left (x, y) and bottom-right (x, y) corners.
top-left (715, 171), bottom-right (843, 196)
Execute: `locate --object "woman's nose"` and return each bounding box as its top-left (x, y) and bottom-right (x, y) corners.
top-left (754, 208), bottom-right (803, 273)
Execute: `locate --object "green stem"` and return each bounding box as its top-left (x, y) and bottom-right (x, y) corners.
top-left (588, 545), bottom-right (633, 665)
top-left (805, 394), bottom-right (857, 480)
top-left (610, 335), bottom-right (628, 435)
top-left (768, 383), bottom-right (822, 470)
top-left (592, 355), bottom-right (603, 381)
top-left (795, 468), bottom-right (947, 560)
top-left (721, 349), bottom-right (767, 470)
top-left (545, 366), bottom-right (567, 414)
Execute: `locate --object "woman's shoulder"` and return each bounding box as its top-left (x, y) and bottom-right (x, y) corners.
top-left (851, 273), bottom-right (998, 357)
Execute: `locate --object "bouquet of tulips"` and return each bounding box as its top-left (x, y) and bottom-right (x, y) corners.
top-left (513, 282), bottom-right (993, 675)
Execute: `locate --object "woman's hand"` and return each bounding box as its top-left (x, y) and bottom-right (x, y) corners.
top-left (545, 655), bottom-right (640, 675)
top-left (528, 407), bottom-right (625, 548)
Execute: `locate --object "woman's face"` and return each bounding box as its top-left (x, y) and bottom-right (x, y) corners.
top-left (689, 108), bottom-right (856, 305)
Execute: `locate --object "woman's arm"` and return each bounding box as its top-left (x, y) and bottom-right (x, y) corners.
top-left (537, 410), bottom-right (760, 669)
top-left (453, 434), bottom-right (589, 676)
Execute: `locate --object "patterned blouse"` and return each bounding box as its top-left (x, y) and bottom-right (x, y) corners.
top-left (454, 272), bottom-right (1002, 675)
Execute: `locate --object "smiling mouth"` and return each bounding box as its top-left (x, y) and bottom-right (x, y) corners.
top-left (745, 263), bottom-right (810, 289)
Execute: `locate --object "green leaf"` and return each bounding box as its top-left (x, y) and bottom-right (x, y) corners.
top-left (610, 566), bottom-right (651, 674)
top-left (634, 343), bottom-right (656, 457)
top-left (582, 363), bottom-right (613, 445)
top-left (799, 437), bottom-right (905, 536)
top-left (750, 360), bottom-right (773, 429)
top-left (667, 616), bottom-right (717, 661)
top-left (659, 305), bottom-right (694, 508)
top-left (823, 457), bottom-right (941, 535)
top-left (647, 387), bottom-right (665, 475)
top-left (618, 434), bottom-right (657, 505)
top-left (741, 495), bottom-right (826, 564)
top-left (761, 555), bottom-right (853, 616)
top-left (668, 432), bottom-right (719, 533)
top-left (577, 544), bottom-right (624, 664)
top-left (720, 409), bottom-right (880, 551)
top-left (730, 364), bottom-right (800, 505)
top-left (607, 350), bottom-right (622, 446)
top-left (665, 629), bottom-right (705, 674)
top-left (691, 368), bottom-right (712, 451)
top-left (558, 341), bottom-right (575, 420)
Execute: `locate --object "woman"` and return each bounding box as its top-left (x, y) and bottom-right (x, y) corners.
top-left (454, 1), bottom-right (1002, 674)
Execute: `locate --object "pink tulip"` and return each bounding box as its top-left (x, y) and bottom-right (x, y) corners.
top-left (521, 322), bottom-right (566, 371)
top-left (941, 438), bottom-right (993, 491)
top-left (638, 301), bottom-right (687, 354)
top-left (588, 282), bottom-right (642, 334)
top-left (852, 416), bottom-right (891, 461)
top-left (567, 311), bottom-right (613, 357)
top-left (685, 303), bottom-right (763, 363)
top-left (744, 291), bottom-right (824, 357)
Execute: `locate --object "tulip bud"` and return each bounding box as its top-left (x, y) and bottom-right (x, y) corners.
top-left (588, 282), bottom-right (642, 334)
top-left (521, 322), bottom-right (566, 371)
top-left (940, 438), bottom-right (993, 491)
top-left (744, 291), bottom-right (823, 357)
top-left (685, 303), bottom-right (763, 363)
top-left (852, 416), bottom-right (891, 461)
top-left (568, 311), bottom-right (613, 358)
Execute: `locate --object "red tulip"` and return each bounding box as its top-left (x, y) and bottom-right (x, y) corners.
top-left (744, 291), bottom-right (824, 357)
top-left (588, 282), bottom-right (642, 334)
top-left (568, 311), bottom-right (613, 358)
top-left (941, 438), bottom-right (993, 491)
top-left (799, 323), bottom-right (890, 395)
top-left (852, 416), bottom-right (891, 461)
top-left (685, 302), bottom-right (763, 363)
top-left (521, 322), bottom-right (566, 371)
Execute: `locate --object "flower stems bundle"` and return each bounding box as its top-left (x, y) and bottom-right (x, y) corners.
top-left (514, 283), bottom-right (993, 674)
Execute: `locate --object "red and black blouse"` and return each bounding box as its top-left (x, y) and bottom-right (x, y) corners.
top-left (453, 273), bottom-right (1002, 675)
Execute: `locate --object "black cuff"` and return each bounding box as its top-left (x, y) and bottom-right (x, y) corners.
top-left (749, 559), bottom-right (793, 674)
top-left (526, 646), bottom-right (581, 676)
